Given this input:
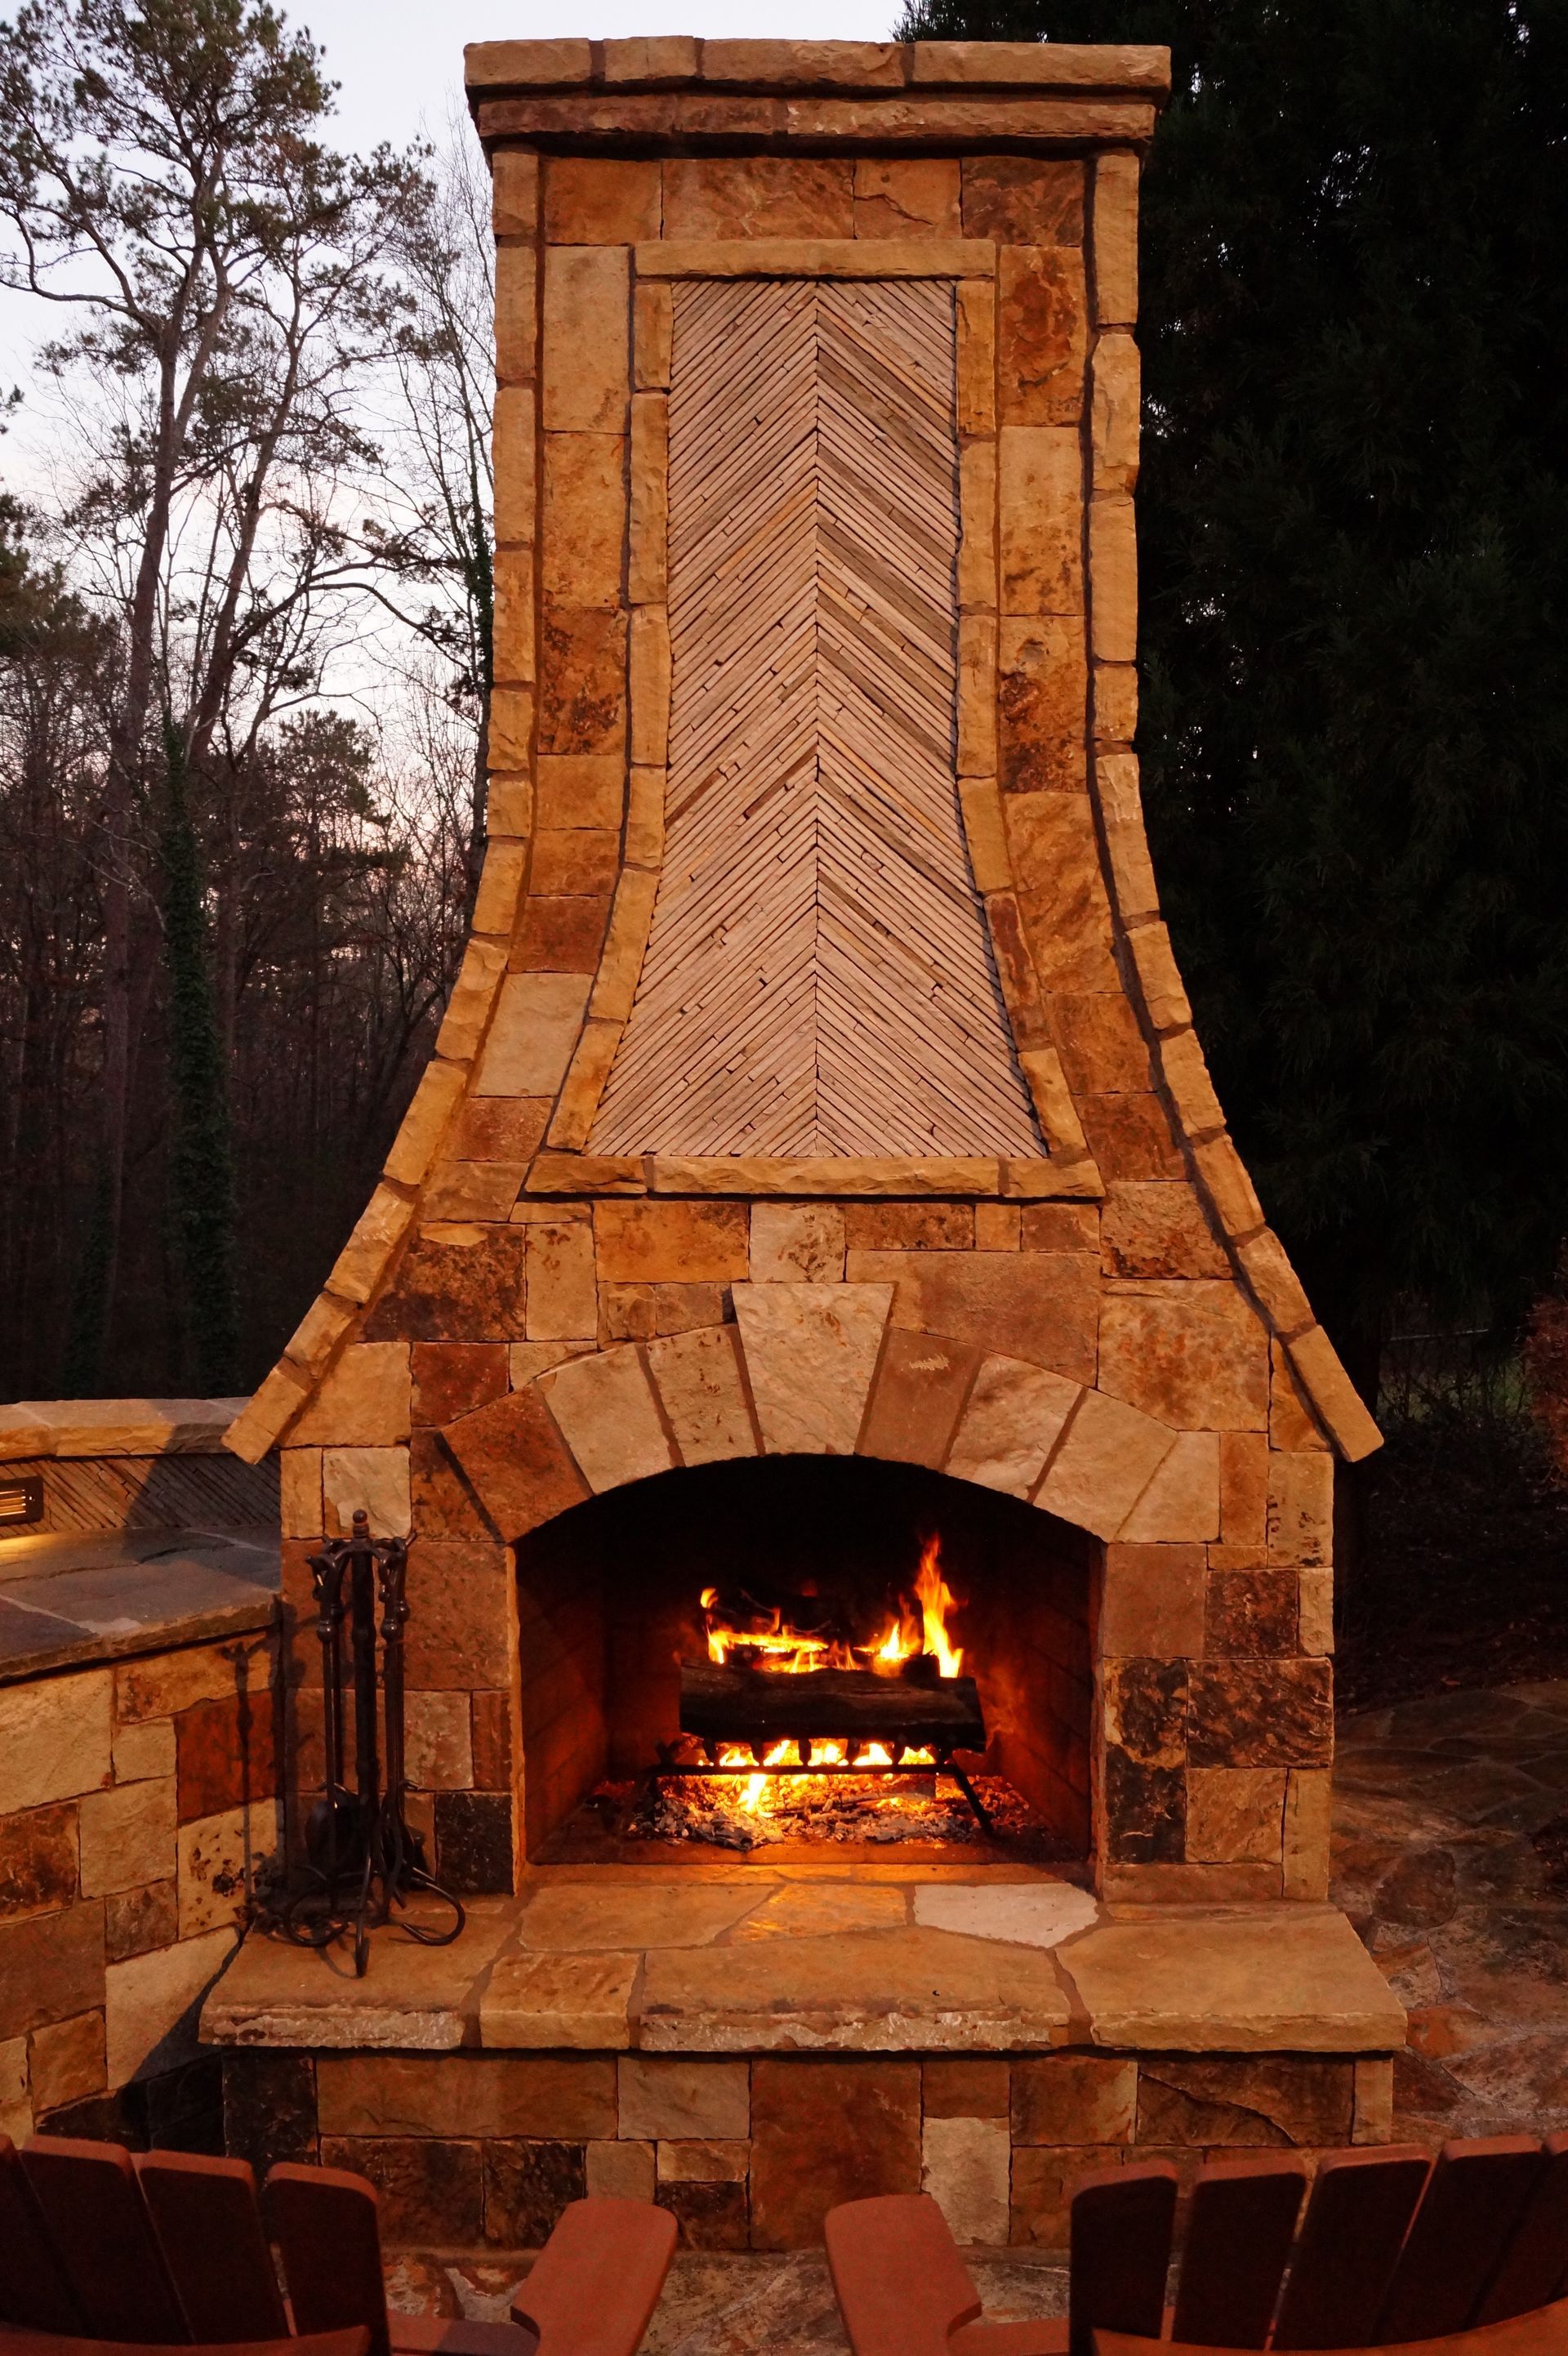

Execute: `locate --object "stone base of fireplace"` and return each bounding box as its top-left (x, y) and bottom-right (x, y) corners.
top-left (204, 1872), bottom-right (1404, 2251)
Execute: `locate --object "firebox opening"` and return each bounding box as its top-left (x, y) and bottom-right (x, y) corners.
top-left (515, 1457), bottom-right (1097, 1867)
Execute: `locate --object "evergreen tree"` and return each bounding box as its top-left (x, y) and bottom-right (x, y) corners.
top-left (898, 0), bottom-right (1568, 1390)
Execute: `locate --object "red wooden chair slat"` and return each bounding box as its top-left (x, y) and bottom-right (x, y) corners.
top-left (510, 2198), bottom-right (678, 2356)
top-left (1067, 2163), bottom-right (1178, 2356)
top-left (1374, 2136), bottom-right (1546, 2345)
top-left (1475, 2131), bottom-right (1568, 2325)
top-left (0, 2135), bottom-right (83, 2334)
top-left (1271, 2147), bottom-right (1432, 2351)
top-left (1095, 2289), bottom-right (1568, 2356)
top-left (20, 2135), bottom-right (189, 2345)
top-left (823, 2193), bottom-right (985, 2356)
top-left (265, 2163), bottom-right (393, 2356)
top-left (1169, 2154), bottom-right (1306, 2349)
top-left (136, 2151), bottom-right (288, 2345)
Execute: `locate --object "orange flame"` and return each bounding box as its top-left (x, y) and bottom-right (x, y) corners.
top-left (701, 1540), bottom-right (962, 1680)
top-left (915, 1537), bottom-right (964, 1677)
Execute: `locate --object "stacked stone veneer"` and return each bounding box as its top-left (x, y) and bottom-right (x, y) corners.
top-left (225, 2046), bottom-right (1395, 2255)
top-left (228, 40), bottom-right (1382, 1908)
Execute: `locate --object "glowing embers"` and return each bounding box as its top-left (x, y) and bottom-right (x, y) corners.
top-left (672, 1537), bottom-right (995, 1834)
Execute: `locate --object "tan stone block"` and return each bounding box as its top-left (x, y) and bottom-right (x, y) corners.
top-left (1098, 752), bottom-right (1159, 922)
top-left (596, 1201), bottom-right (748, 1283)
top-left (435, 939), bottom-right (508, 1062)
top-left (957, 778), bottom-right (1011, 893)
top-left (733, 1282), bottom-right (892, 1456)
top-left (1238, 1229), bottom-right (1314, 1339)
top-left (1118, 1429), bottom-right (1220, 1542)
top-left (998, 614), bottom-right (1087, 796)
top-left (1019, 1204), bottom-right (1100, 1251)
top-left (1187, 1767), bottom-right (1285, 1864)
top-left (540, 1344), bottom-right (673, 1491)
top-left (997, 247), bottom-right (1087, 426)
top-left (1094, 663), bottom-right (1138, 745)
top-left (586, 2139), bottom-right (655, 2198)
top-left (1089, 493), bottom-right (1137, 663)
top-left (538, 601), bottom-right (626, 757)
top-left (618, 2057), bottom-right (750, 2142)
top-left (492, 544), bottom-right (536, 686)
top-left (1037, 1390), bottom-right (1173, 1538)
top-left (323, 1447), bottom-right (412, 1538)
top-left (628, 393), bottom-right (668, 606)
top-left (542, 247), bottom-right (630, 431)
top-left (545, 156), bottom-right (661, 243)
top-left (105, 1924), bottom-right (237, 2086)
top-left (625, 764), bottom-right (665, 869)
top-left (1271, 1338), bottom-right (1325, 1452)
top-left (116, 1636), bottom-right (268, 1725)
top-left (1098, 1543), bottom-right (1205, 1658)
top-left (1267, 1451), bottom-right (1334, 1567)
top-left (281, 1288), bottom-right (358, 1381)
top-left (532, 828), bottom-right (620, 899)
top-left (630, 606), bottom-right (670, 765)
top-left (955, 278), bottom-right (996, 437)
top-left (957, 613), bottom-right (997, 775)
top-left (492, 149), bottom-right (539, 241)
top-left (527, 1220), bottom-right (599, 1341)
top-left (844, 1203), bottom-right (972, 1249)
top-left (1092, 152), bottom-right (1140, 326)
top-left (634, 282), bottom-right (673, 389)
top-left (510, 894), bottom-right (610, 975)
top-left (858, 1327), bottom-right (976, 1472)
top-left (225, 1363), bottom-right (309, 1460)
top-left (113, 1717), bottom-right (176, 1783)
top-left (292, 1341), bottom-right (411, 1448)
top-left (1285, 1324), bottom-right (1383, 1463)
top-left (178, 1803), bottom-right (280, 1938)
top-left (923, 2115), bottom-right (1009, 2247)
top-left (1100, 1281), bottom-right (1268, 1431)
top-left (482, 1947), bottom-right (638, 2049)
top-left (962, 155), bottom-right (1085, 246)
top-left (854, 157), bottom-right (960, 237)
top-left (1011, 2056), bottom-right (1136, 2145)
top-left (945, 1353), bottom-right (1079, 1497)
top-left (703, 38), bottom-right (903, 86)
top-left (526, 1155), bottom-right (643, 1196)
top-left (1102, 1184), bottom-right (1225, 1280)
top-left (1192, 1133), bottom-right (1265, 1242)
top-left (510, 1340), bottom-right (592, 1385)
top-left (530, 754), bottom-right (620, 833)
top-left (492, 386), bottom-right (537, 547)
top-left (603, 33), bottom-right (697, 83)
top-left (494, 244), bottom-right (537, 387)
top-left (383, 1060), bottom-right (467, 1191)
top-left (78, 1778), bottom-right (176, 1898)
top-left (405, 1693), bottom-right (474, 1791)
top-left (751, 1203), bottom-right (844, 1283)
top-left (1159, 1027), bottom-right (1226, 1137)
top-left (470, 38), bottom-right (592, 87)
top-left (0, 1667), bottom-right (112, 1814)
top-left (1000, 428), bottom-right (1082, 615)
top-left (1091, 330), bottom-right (1140, 493)
top-left (326, 1184), bottom-right (417, 1308)
top-left (318, 2051), bottom-right (615, 2138)
top-left (1353, 2056), bottom-right (1394, 2144)
top-left (1125, 918), bottom-right (1186, 1032)
top-left (422, 1160), bottom-right (527, 1222)
top-left (1005, 792), bottom-right (1119, 995)
top-left (542, 433), bottom-right (626, 608)
top-left (658, 2138), bottom-right (748, 2184)
top-left (29, 2009), bottom-right (106, 2113)
top-left (855, 1244), bottom-right (1095, 1381)
top-left (588, 868), bottom-right (657, 1026)
top-left (957, 440), bottom-right (996, 610)
top-left (474, 971), bottom-right (590, 1097)
top-left (646, 1325), bottom-right (755, 1466)
top-left (1018, 1046), bottom-right (1090, 1163)
top-left (662, 156), bottom-right (853, 239)
top-left (0, 1907), bottom-right (104, 2048)
top-left (1220, 1430), bottom-right (1269, 1547)
top-left (975, 1205), bottom-right (1020, 1250)
top-left (1298, 1568), bottom-right (1334, 1657)
top-left (1284, 1768), bottom-right (1332, 1901)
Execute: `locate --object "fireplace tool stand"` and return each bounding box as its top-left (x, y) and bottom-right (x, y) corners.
top-left (279, 1510), bottom-right (465, 1975)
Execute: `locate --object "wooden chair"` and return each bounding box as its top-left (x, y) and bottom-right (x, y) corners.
top-left (0, 2337), bottom-right (368, 2356)
top-left (826, 2134), bottom-right (1568, 2356)
top-left (508, 2197), bottom-right (679, 2356)
top-left (1094, 2293), bottom-right (1568, 2356)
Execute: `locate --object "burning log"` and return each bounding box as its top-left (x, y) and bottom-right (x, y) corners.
top-left (679, 1661), bottom-right (985, 1751)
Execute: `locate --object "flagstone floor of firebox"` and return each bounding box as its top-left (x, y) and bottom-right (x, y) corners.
top-left (383, 2249), bottom-right (1069, 2355)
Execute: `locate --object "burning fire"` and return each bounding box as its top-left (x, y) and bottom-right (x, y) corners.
top-left (702, 1535), bottom-right (964, 1680)
top-left (717, 1738), bottom-right (939, 1814)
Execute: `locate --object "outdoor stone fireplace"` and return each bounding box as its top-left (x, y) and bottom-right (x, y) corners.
top-left (212, 35), bottom-right (1402, 2255)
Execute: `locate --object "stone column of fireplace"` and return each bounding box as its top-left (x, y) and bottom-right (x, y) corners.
top-left (227, 38), bottom-right (1382, 1906)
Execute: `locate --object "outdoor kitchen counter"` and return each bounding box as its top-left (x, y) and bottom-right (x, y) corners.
top-left (200, 1881), bottom-right (1405, 2059)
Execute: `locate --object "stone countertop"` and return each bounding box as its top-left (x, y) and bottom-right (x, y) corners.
top-left (0, 1525), bottom-right (279, 1683)
top-left (201, 1878), bottom-right (1405, 2059)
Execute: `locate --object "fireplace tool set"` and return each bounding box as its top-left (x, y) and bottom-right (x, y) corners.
top-left (278, 1510), bottom-right (464, 1974)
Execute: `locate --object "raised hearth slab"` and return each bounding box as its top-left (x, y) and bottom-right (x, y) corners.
top-left (202, 1876), bottom-right (1404, 2058)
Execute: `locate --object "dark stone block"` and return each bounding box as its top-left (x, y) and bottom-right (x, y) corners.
top-left (176, 1693), bottom-right (278, 1823)
top-left (1187, 1660), bottom-right (1333, 1767)
top-left (658, 2180), bottom-right (749, 2250)
top-left (0, 1800), bottom-right (79, 1918)
top-left (1104, 1750), bottom-right (1185, 1863)
top-left (106, 1881), bottom-right (180, 1961)
top-left (1137, 2057), bottom-right (1354, 2148)
top-left (412, 1344), bottom-right (510, 1430)
top-left (435, 1791), bottom-right (514, 1894)
top-left (321, 2135), bottom-right (483, 2246)
top-left (483, 2140), bottom-right (586, 2247)
top-left (45, 2057), bottom-right (222, 2153)
top-left (1104, 1658), bottom-right (1187, 1765)
top-left (224, 2050), bottom-right (318, 2173)
top-left (411, 1431), bottom-right (503, 1542)
top-left (749, 2059), bottom-right (920, 2251)
top-left (364, 1231), bottom-right (529, 1343)
top-left (1205, 1568), bottom-right (1298, 1658)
